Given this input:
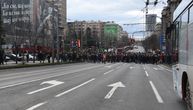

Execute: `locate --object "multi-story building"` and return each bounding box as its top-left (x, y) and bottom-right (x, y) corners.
top-left (118, 31), bottom-right (129, 47)
top-left (67, 21), bottom-right (125, 49)
top-left (104, 22), bottom-right (123, 48)
top-left (1, 0), bottom-right (33, 45)
top-left (32, 0), bottom-right (66, 49)
top-left (161, 0), bottom-right (181, 53)
top-left (67, 21), bottom-right (105, 48)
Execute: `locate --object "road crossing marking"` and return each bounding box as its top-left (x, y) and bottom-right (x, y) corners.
top-left (55, 78), bottom-right (95, 97)
top-left (149, 81), bottom-right (164, 103)
top-left (26, 102), bottom-right (47, 110)
top-left (104, 70), bottom-right (114, 75)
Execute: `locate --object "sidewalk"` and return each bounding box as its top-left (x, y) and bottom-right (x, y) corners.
top-left (0, 60), bottom-right (48, 66)
top-left (0, 60), bottom-right (71, 70)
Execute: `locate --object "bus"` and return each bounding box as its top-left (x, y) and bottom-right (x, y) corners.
top-left (172, 0), bottom-right (193, 109)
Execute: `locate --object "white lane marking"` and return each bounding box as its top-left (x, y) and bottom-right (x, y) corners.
top-left (130, 67), bottom-right (135, 69)
top-left (26, 102), bottom-right (47, 110)
top-left (105, 82), bottom-right (126, 99)
top-left (153, 68), bottom-right (158, 70)
top-left (104, 63), bottom-right (119, 68)
top-left (55, 78), bottom-right (95, 97)
top-left (0, 65), bottom-right (101, 90)
top-left (104, 70), bottom-right (114, 75)
top-left (143, 66), bottom-right (146, 70)
top-left (149, 81), bottom-right (164, 103)
top-left (27, 80), bottom-right (64, 95)
top-left (105, 66), bottom-right (112, 68)
top-left (116, 66), bottom-right (121, 69)
top-left (145, 71), bottom-right (149, 77)
top-left (157, 65), bottom-right (172, 72)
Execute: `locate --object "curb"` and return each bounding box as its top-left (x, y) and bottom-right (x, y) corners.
top-left (0, 62), bottom-right (80, 70)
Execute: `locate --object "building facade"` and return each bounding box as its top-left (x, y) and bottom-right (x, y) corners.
top-left (67, 21), bottom-right (125, 50)
top-left (104, 22), bottom-right (122, 48)
top-left (161, 0), bottom-right (181, 54)
top-left (67, 21), bottom-right (105, 49)
top-left (1, 0), bottom-right (33, 46)
top-left (29, 0), bottom-right (67, 51)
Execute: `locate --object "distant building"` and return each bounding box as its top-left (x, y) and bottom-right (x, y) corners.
top-left (118, 31), bottom-right (129, 47)
top-left (67, 21), bottom-right (105, 48)
top-left (67, 21), bottom-right (125, 49)
top-left (146, 14), bottom-right (157, 32)
top-left (104, 22), bottom-right (123, 48)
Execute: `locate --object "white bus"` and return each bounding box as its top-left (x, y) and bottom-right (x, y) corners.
top-left (172, 0), bottom-right (193, 109)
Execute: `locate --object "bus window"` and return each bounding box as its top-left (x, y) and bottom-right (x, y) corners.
top-left (181, 10), bottom-right (188, 26)
top-left (172, 22), bottom-right (179, 63)
top-left (179, 10), bottom-right (188, 64)
top-left (188, 5), bottom-right (193, 65)
top-left (190, 5), bottom-right (193, 23)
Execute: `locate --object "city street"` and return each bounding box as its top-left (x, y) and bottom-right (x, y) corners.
top-left (0, 63), bottom-right (186, 110)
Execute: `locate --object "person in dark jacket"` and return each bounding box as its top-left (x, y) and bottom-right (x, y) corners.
top-left (0, 49), bottom-right (5, 65)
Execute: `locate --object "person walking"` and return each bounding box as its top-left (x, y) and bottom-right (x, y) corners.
top-left (0, 49), bottom-right (5, 65)
top-left (26, 51), bottom-right (29, 63)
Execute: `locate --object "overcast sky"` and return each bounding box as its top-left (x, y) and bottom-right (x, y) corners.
top-left (67, 0), bottom-right (167, 39)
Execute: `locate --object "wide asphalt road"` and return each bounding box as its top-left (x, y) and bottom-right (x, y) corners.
top-left (0, 62), bottom-right (186, 110)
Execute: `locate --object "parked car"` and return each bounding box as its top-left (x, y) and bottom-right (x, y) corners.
top-left (8, 54), bottom-right (22, 61)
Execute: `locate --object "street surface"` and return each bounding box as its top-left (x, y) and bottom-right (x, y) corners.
top-left (0, 63), bottom-right (186, 110)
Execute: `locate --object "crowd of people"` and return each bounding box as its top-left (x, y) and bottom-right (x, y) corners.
top-left (38, 51), bottom-right (175, 65)
top-left (0, 48), bottom-right (176, 65)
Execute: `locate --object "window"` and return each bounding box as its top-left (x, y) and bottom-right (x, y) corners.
top-left (179, 10), bottom-right (188, 64)
top-left (189, 5), bottom-right (193, 23)
top-left (181, 10), bottom-right (188, 26)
